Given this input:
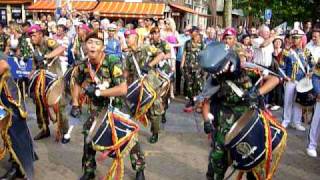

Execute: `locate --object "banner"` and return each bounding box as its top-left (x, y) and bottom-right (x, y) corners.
top-left (7, 56), bottom-right (33, 79)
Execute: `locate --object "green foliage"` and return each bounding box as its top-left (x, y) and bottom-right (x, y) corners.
top-left (236, 0), bottom-right (313, 25)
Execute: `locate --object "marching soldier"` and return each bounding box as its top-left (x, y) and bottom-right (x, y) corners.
top-left (141, 27), bottom-right (171, 143)
top-left (70, 32), bottom-right (145, 180)
top-left (181, 28), bottom-right (205, 112)
top-left (28, 25), bottom-right (70, 143)
top-left (0, 23), bottom-right (9, 58)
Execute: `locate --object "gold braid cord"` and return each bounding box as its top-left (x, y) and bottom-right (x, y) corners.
top-left (0, 71), bottom-right (26, 177)
top-left (236, 111), bottom-right (287, 180)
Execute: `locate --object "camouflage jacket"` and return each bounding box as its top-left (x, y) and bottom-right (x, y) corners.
top-left (18, 33), bottom-right (32, 59)
top-left (0, 32), bottom-right (9, 53)
top-left (184, 40), bottom-right (204, 67)
top-left (149, 40), bottom-right (171, 73)
top-left (124, 46), bottom-right (150, 82)
top-left (74, 55), bottom-right (126, 109)
top-left (32, 37), bottom-right (60, 69)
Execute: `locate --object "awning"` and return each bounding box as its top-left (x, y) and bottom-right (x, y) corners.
top-left (28, 0), bottom-right (98, 13)
top-left (95, 2), bottom-right (165, 18)
top-left (168, 2), bottom-right (196, 14)
top-left (0, 0), bottom-right (32, 4)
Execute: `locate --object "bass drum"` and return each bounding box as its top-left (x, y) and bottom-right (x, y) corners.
top-left (295, 77), bottom-right (316, 107)
top-left (224, 110), bottom-right (285, 170)
top-left (88, 108), bottom-right (139, 158)
top-left (28, 70), bottom-right (64, 106)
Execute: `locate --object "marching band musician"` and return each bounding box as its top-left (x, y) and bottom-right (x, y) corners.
top-left (70, 32), bottom-right (134, 180)
top-left (281, 28), bottom-right (313, 131)
top-left (28, 25), bottom-right (70, 143)
top-left (140, 27), bottom-right (171, 144)
top-left (200, 41), bottom-right (281, 180)
top-left (0, 59), bottom-right (36, 180)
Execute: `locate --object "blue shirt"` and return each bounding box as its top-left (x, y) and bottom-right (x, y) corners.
top-left (176, 34), bottom-right (190, 62)
top-left (104, 38), bottom-right (122, 58)
top-left (312, 73), bottom-right (320, 95)
top-left (282, 48), bottom-right (312, 81)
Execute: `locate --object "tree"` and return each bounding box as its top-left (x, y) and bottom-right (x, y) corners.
top-left (236, 0), bottom-right (313, 27)
top-left (224, 0), bottom-right (232, 27)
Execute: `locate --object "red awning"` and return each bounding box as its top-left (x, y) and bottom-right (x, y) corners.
top-left (168, 2), bottom-right (196, 14)
top-left (28, 0), bottom-right (98, 12)
top-left (95, 2), bottom-right (165, 18)
top-left (0, 0), bottom-right (32, 4)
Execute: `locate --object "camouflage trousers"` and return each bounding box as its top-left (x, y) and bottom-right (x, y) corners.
top-left (148, 97), bottom-right (165, 134)
top-left (207, 106), bottom-right (257, 180)
top-left (183, 67), bottom-right (204, 100)
top-left (82, 112), bottom-right (145, 175)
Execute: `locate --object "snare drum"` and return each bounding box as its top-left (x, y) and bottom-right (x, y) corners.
top-left (295, 77), bottom-right (316, 107)
top-left (90, 109), bottom-right (139, 158)
top-left (225, 110), bottom-right (285, 170)
top-left (28, 70), bottom-right (64, 106)
top-left (157, 69), bottom-right (173, 97)
top-left (126, 76), bottom-right (157, 120)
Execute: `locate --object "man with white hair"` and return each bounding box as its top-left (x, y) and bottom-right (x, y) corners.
top-left (252, 24), bottom-right (275, 68)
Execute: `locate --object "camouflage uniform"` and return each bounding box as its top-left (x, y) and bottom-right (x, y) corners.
top-left (183, 40), bottom-right (205, 101)
top-left (32, 37), bottom-right (69, 135)
top-left (148, 40), bottom-right (171, 137)
top-left (0, 32), bottom-right (8, 58)
top-left (206, 70), bottom-right (259, 180)
top-left (18, 33), bottom-right (32, 59)
top-left (73, 55), bottom-right (127, 175)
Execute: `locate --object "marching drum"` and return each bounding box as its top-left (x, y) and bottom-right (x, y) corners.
top-left (157, 69), bottom-right (173, 97)
top-left (225, 110), bottom-right (285, 170)
top-left (295, 77), bottom-right (316, 107)
top-left (64, 65), bottom-right (77, 95)
top-left (47, 57), bottom-right (64, 77)
top-left (28, 70), bottom-right (64, 106)
top-left (126, 70), bottom-right (158, 119)
top-left (88, 108), bottom-right (139, 158)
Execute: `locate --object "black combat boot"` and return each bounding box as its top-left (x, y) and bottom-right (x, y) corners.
top-left (136, 170), bottom-right (145, 180)
top-left (79, 172), bottom-right (95, 180)
top-left (0, 164), bottom-right (24, 180)
top-left (33, 129), bottom-right (50, 140)
top-left (149, 133), bottom-right (158, 144)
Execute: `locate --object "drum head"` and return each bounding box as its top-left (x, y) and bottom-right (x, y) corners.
top-left (46, 78), bottom-right (64, 106)
top-left (225, 110), bottom-right (256, 145)
top-left (296, 78), bottom-right (313, 93)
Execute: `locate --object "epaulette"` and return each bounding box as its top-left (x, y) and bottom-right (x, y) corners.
top-left (282, 49), bottom-right (289, 57)
top-left (47, 38), bottom-right (57, 48)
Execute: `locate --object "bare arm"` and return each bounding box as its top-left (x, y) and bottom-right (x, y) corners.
top-left (180, 51), bottom-right (186, 68)
top-left (258, 75), bottom-right (280, 95)
top-left (148, 52), bottom-right (165, 67)
top-left (202, 99), bottom-right (210, 122)
top-left (45, 46), bottom-right (66, 59)
top-left (0, 60), bottom-right (9, 75)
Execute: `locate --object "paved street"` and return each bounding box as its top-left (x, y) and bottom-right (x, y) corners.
top-left (0, 98), bottom-right (320, 180)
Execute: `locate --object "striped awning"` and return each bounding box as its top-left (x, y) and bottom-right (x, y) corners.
top-left (28, 0), bottom-right (98, 12)
top-left (0, 0), bottom-right (32, 4)
top-left (95, 2), bottom-right (165, 18)
top-left (168, 2), bottom-right (196, 14)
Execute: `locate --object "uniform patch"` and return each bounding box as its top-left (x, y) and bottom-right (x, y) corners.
top-left (112, 66), bottom-right (123, 77)
top-left (47, 39), bottom-right (57, 48)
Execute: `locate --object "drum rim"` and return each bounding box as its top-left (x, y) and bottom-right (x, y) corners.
top-left (296, 77), bottom-right (313, 93)
top-left (46, 78), bottom-right (64, 106)
top-left (225, 110), bottom-right (257, 146)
